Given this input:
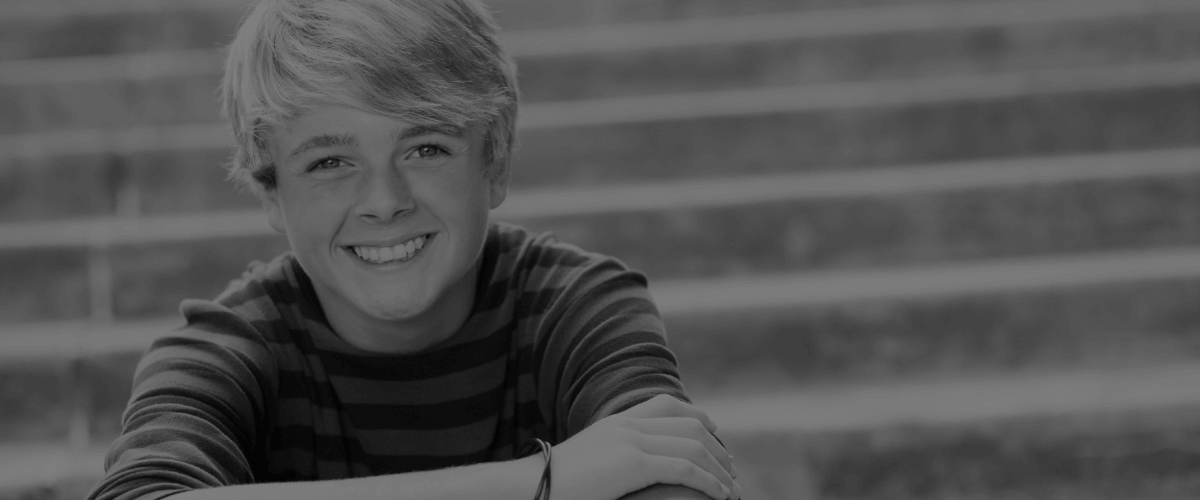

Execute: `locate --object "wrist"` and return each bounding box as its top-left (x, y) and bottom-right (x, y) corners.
top-left (520, 438), bottom-right (553, 500)
top-left (507, 451), bottom-right (547, 500)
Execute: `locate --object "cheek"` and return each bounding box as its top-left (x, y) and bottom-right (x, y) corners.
top-left (281, 185), bottom-right (348, 241)
top-left (422, 167), bottom-right (491, 215)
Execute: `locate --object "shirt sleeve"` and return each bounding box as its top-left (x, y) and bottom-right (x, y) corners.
top-left (532, 254), bottom-right (691, 441)
top-left (87, 300), bottom-right (277, 500)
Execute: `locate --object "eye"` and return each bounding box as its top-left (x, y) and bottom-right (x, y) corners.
top-left (307, 157), bottom-right (346, 172)
top-left (411, 143), bottom-right (449, 160)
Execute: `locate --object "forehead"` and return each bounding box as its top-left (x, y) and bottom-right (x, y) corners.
top-left (268, 104), bottom-right (474, 156)
top-left (277, 104), bottom-right (460, 138)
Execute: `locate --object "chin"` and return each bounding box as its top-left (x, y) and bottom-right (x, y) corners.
top-left (358, 295), bottom-right (431, 321)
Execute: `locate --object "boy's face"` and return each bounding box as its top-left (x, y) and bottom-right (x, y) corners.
top-left (263, 104), bottom-right (507, 329)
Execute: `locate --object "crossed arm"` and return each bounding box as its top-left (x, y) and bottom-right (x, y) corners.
top-left (151, 394), bottom-right (735, 500)
top-left (92, 365), bottom-right (735, 500)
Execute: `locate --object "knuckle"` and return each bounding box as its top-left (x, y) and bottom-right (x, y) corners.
top-left (634, 451), bottom-right (653, 471)
top-left (612, 415), bottom-right (639, 434)
top-left (685, 418), bottom-right (711, 438)
top-left (618, 425), bottom-right (641, 445)
top-left (673, 458), bottom-right (695, 479)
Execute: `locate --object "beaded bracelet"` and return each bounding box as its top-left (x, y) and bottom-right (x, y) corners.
top-left (519, 437), bottom-right (552, 500)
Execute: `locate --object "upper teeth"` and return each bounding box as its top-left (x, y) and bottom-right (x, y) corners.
top-left (352, 235), bottom-right (427, 264)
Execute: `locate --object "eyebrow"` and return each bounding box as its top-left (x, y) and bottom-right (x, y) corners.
top-left (394, 124), bottom-right (465, 142)
top-left (286, 133), bottom-right (357, 161)
top-left (286, 125), bottom-right (466, 161)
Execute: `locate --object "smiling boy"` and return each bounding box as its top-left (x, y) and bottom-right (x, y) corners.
top-left (86, 1), bottom-right (739, 500)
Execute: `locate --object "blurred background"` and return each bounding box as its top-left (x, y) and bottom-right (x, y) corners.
top-left (4, 0), bottom-right (1200, 498)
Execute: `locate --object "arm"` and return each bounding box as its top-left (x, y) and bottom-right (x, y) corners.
top-left (621, 485), bottom-right (714, 500)
top-left (533, 257), bottom-right (740, 500)
top-left (90, 303), bottom-right (550, 500)
top-left (169, 462), bottom-right (697, 500)
top-left (158, 399), bottom-right (715, 500)
top-left (87, 303), bottom-right (277, 500)
top-left (168, 456), bottom-right (546, 500)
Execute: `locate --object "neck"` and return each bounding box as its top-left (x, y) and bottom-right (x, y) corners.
top-left (317, 259), bottom-right (481, 355)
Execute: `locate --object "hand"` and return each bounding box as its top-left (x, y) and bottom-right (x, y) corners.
top-left (549, 394), bottom-right (741, 500)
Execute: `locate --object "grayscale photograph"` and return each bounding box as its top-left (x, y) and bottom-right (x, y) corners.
top-left (1, 0), bottom-right (1198, 499)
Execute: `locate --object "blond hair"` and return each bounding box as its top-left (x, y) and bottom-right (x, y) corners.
top-left (220, 0), bottom-right (519, 196)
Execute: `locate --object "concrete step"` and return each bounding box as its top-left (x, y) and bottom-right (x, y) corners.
top-left (0, 247), bottom-right (92, 325)
top-left (0, 350), bottom-right (140, 450)
top-left (508, 76), bottom-right (1200, 189)
top-left (700, 366), bottom-right (1200, 498)
top-left (4, 159), bottom-right (1200, 322)
top-left (7, 5), bottom-right (1200, 134)
top-left (0, 444), bottom-right (106, 500)
top-left (5, 69), bottom-right (1200, 224)
top-left (0, 0), bottom-right (915, 61)
top-left (724, 402), bottom-right (1200, 500)
top-left (670, 276), bottom-right (1200, 398)
top-left (16, 0), bottom-right (1198, 85)
top-left (5, 0), bottom-right (1195, 60)
top-left (518, 10), bottom-right (1200, 102)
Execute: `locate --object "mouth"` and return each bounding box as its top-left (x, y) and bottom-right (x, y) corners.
top-left (345, 233), bottom-right (435, 266)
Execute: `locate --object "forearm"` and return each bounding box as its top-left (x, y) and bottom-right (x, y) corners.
top-left (619, 484), bottom-right (711, 500)
top-left (166, 455), bottom-right (544, 500)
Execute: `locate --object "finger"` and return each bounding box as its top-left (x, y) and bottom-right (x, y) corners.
top-left (644, 455), bottom-right (731, 500)
top-left (631, 417), bottom-right (733, 476)
top-left (624, 395), bottom-right (719, 434)
top-left (640, 434), bottom-right (736, 497)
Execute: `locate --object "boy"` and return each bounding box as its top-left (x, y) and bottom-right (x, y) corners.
top-left (86, 1), bottom-right (741, 500)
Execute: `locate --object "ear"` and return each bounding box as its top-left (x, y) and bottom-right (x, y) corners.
top-left (487, 163), bottom-right (510, 210)
top-left (261, 188), bottom-right (288, 235)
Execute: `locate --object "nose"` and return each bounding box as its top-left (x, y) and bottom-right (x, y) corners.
top-left (355, 165), bottom-right (414, 223)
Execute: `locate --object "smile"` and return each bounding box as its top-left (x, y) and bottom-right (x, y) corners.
top-left (349, 233), bottom-right (432, 265)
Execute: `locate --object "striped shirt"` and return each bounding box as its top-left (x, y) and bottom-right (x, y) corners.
top-left (88, 222), bottom-right (690, 500)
